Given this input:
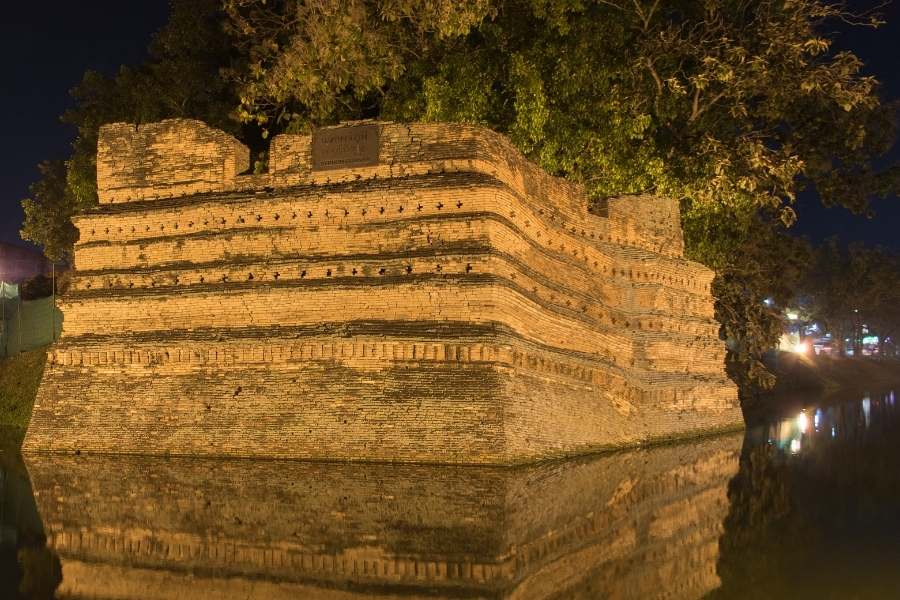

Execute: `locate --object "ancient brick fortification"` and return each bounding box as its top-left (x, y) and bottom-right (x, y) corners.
top-left (23, 118), bottom-right (741, 462)
top-left (26, 433), bottom-right (742, 599)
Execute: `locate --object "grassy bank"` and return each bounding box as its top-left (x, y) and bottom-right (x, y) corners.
top-left (0, 349), bottom-right (48, 446)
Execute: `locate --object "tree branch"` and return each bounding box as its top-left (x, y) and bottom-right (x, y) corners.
top-left (690, 89), bottom-right (727, 123)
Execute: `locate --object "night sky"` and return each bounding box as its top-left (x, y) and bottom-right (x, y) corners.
top-left (1, 1), bottom-right (898, 252)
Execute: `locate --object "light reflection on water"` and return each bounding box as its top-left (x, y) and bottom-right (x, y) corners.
top-left (6, 433), bottom-right (743, 599)
top-left (754, 389), bottom-right (900, 456)
top-left (1, 389), bottom-right (899, 599)
top-left (713, 388), bottom-right (900, 599)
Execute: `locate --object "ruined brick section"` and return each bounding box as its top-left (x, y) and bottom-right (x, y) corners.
top-left (26, 433), bottom-right (742, 599)
top-left (23, 119), bottom-right (742, 462)
top-left (97, 120), bottom-right (250, 203)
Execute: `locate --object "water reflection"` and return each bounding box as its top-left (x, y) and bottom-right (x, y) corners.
top-left (751, 389), bottom-right (900, 457)
top-left (10, 434), bottom-right (742, 599)
top-left (6, 389), bottom-right (899, 598)
top-left (0, 449), bottom-right (59, 599)
top-left (715, 389), bottom-right (900, 598)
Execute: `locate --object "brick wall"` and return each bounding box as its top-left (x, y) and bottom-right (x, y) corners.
top-left (23, 119), bottom-right (742, 461)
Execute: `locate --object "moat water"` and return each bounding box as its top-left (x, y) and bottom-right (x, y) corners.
top-left (2, 389), bottom-right (899, 599)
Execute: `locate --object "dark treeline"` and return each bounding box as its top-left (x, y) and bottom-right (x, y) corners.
top-left (800, 239), bottom-right (900, 357)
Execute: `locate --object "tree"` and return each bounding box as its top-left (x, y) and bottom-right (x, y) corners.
top-left (844, 244), bottom-right (900, 357)
top-left (802, 239), bottom-right (900, 357)
top-left (20, 0), bottom-right (243, 262)
top-left (862, 250), bottom-right (900, 357)
top-left (224, 0), bottom-right (898, 386)
top-left (21, 1), bottom-right (900, 390)
top-left (20, 161), bottom-right (79, 263)
top-left (714, 219), bottom-right (811, 389)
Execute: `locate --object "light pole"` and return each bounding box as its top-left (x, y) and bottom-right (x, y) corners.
top-left (51, 261), bottom-right (56, 342)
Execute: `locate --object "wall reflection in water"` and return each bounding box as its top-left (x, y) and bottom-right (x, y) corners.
top-left (21, 433), bottom-right (741, 599)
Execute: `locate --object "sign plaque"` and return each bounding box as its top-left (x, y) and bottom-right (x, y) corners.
top-left (311, 124), bottom-right (380, 171)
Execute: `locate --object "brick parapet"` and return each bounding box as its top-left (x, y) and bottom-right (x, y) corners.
top-left (97, 120), bottom-right (249, 204)
top-left (95, 120), bottom-right (685, 259)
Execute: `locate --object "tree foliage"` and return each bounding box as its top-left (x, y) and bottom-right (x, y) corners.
top-left (803, 239), bottom-right (900, 356)
top-left (225, 1), bottom-right (896, 220)
top-left (20, 0), bottom-right (900, 389)
top-left (20, 161), bottom-right (78, 263)
top-left (224, 0), bottom-right (898, 386)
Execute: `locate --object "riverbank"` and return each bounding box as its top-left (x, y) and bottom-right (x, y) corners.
top-left (745, 352), bottom-right (900, 419)
top-left (0, 349), bottom-right (47, 446)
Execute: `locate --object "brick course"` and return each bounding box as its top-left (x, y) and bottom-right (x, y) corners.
top-left (23, 119), bottom-right (742, 461)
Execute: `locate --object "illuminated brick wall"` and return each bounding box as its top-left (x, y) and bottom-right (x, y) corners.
top-left (23, 119), bottom-right (741, 461)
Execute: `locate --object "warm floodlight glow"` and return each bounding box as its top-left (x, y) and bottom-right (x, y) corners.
top-left (793, 341), bottom-right (809, 354)
top-left (790, 438), bottom-right (801, 454)
top-left (797, 412), bottom-right (809, 434)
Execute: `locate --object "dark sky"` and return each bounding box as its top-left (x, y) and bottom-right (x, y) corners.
top-left (790, 1), bottom-right (900, 248)
top-left (0, 1), bottom-right (168, 250)
top-left (0, 1), bottom-right (898, 252)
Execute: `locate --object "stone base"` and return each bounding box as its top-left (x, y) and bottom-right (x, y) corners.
top-left (23, 327), bottom-right (741, 463)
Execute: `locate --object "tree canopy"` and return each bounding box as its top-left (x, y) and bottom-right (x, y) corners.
top-left (20, 0), bottom-right (900, 389)
top-left (802, 239), bottom-right (900, 356)
top-left (224, 0), bottom-right (897, 226)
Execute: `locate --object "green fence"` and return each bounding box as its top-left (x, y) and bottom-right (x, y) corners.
top-left (0, 283), bottom-right (62, 358)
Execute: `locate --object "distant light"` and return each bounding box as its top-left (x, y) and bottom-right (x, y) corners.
top-left (790, 438), bottom-right (801, 454)
top-left (862, 396), bottom-right (871, 427)
top-left (793, 341), bottom-right (809, 354)
top-left (814, 409), bottom-right (822, 431)
top-left (831, 426), bottom-right (837, 438)
top-left (797, 412), bottom-right (809, 434)
top-left (786, 311), bottom-right (799, 321)
top-left (764, 298), bottom-right (774, 306)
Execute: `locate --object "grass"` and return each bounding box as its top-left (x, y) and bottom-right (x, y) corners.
top-left (0, 348), bottom-right (48, 446)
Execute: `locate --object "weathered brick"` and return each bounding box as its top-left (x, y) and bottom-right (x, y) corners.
top-left (23, 119), bottom-right (742, 462)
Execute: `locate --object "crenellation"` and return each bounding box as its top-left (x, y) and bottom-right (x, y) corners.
top-left (24, 119), bottom-right (741, 462)
top-left (97, 120), bottom-right (250, 204)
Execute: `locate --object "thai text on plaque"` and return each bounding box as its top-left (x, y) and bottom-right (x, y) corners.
top-left (311, 124), bottom-right (380, 170)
